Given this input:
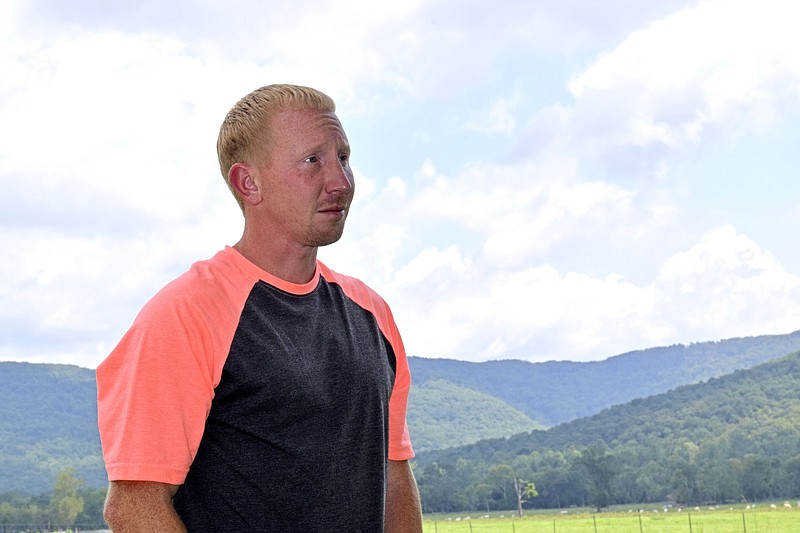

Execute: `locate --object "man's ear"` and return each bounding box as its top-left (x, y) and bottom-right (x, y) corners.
top-left (228, 163), bottom-right (262, 206)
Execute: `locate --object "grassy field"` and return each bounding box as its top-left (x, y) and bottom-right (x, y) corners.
top-left (424, 504), bottom-right (799, 533)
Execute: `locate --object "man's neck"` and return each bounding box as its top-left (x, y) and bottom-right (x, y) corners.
top-left (233, 234), bottom-right (318, 285)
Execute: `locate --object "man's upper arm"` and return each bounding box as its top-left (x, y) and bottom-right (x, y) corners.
top-left (104, 480), bottom-right (186, 532)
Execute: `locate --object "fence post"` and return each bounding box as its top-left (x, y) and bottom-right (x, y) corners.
top-left (688, 511), bottom-right (693, 533)
top-left (638, 510), bottom-right (643, 533)
top-left (593, 514), bottom-right (598, 533)
top-left (742, 512), bottom-right (747, 533)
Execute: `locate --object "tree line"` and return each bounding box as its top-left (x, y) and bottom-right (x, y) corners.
top-left (416, 444), bottom-right (800, 514)
top-left (0, 468), bottom-right (106, 532)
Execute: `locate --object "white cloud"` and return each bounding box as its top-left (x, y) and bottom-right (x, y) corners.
top-left (655, 225), bottom-right (800, 336)
top-left (391, 245), bottom-right (470, 288)
top-left (390, 224), bottom-right (800, 362)
top-left (3, 0), bottom-right (800, 369)
top-left (565, 0), bottom-right (800, 154)
top-left (463, 96), bottom-right (518, 135)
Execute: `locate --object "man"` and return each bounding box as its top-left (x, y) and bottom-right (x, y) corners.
top-left (97, 84), bottom-right (423, 532)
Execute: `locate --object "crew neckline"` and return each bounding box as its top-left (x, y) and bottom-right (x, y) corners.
top-left (223, 246), bottom-right (321, 295)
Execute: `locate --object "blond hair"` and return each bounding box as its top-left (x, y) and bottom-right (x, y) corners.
top-left (217, 84), bottom-right (336, 209)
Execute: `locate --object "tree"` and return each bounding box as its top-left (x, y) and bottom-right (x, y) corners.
top-left (76, 487), bottom-right (109, 529)
top-left (469, 482), bottom-right (495, 513)
top-left (576, 445), bottom-right (617, 512)
top-left (669, 462), bottom-right (700, 505)
top-left (483, 465), bottom-right (516, 510)
top-left (50, 467), bottom-right (85, 528)
top-left (513, 478), bottom-right (538, 517)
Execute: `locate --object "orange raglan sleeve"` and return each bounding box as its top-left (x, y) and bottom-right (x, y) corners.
top-left (96, 266), bottom-right (241, 485)
top-left (382, 303), bottom-right (415, 461)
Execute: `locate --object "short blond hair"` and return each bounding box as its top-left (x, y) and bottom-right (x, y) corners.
top-left (217, 84), bottom-right (336, 209)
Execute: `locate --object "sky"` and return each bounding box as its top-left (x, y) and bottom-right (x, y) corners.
top-left (2, 0), bottom-right (800, 369)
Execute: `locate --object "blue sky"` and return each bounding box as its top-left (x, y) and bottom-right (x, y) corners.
top-left (2, 0), bottom-right (799, 368)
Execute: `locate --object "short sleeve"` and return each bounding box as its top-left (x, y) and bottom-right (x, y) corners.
top-left (385, 311), bottom-right (415, 460)
top-left (96, 259), bottom-right (247, 484)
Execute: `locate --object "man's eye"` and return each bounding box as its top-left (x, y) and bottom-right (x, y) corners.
top-left (339, 153), bottom-right (350, 163)
top-left (305, 156), bottom-right (319, 163)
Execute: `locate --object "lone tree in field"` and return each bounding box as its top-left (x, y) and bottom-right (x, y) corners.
top-left (513, 477), bottom-right (538, 518)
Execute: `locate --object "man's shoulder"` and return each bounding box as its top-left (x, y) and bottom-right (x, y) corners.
top-left (317, 262), bottom-right (391, 314)
top-left (317, 262), bottom-right (366, 287)
top-left (142, 248), bottom-right (254, 316)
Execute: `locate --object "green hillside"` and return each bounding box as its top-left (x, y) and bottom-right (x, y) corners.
top-left (0, 363), bottom-right (106, 494)
top-left (408, 380), bottom-right (544, 453)
top-left (415, 350), bottom-right (800, 513)
top-left (2, 330), bottom-right (800, 495)
top-left (408, 330), bottom-right (800, 426)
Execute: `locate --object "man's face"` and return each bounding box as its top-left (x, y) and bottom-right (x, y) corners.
top-left (251, 109), bottom-right (355, 249)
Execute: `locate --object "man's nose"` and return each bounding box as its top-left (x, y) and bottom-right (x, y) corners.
top-left (326, 160), bottom-right (354, 193)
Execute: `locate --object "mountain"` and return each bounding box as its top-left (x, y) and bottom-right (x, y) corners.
top-left (0, 362), bottom-right (106, 494)
top-left (407, 379), bottom-right (544, 453)
top-left (420, 348), bottom-right (800, 464)
top-left (414, 350), bottom-right (800, 511)
top-left (408, 330), bottom-right (800, 427)
top-left (2, 330), bottom-right (800, 494)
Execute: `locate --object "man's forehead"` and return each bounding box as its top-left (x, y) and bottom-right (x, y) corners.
top-left (273, 108), bottom-right (342, 127)
top-left (272, 108), bottom-right (346, 138)
top-left (264, 109), bottom-right (348, 153)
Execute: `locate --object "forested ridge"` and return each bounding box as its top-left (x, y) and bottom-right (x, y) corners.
top-left (0, 363), bottom-right (106, 494)
top-left (407, 380), bottom-right (544, 452)
top-left (2, 330), bottom-right (800, 505)
top-left (408, 329), bottom-right (800, 426)
top-left (0, 364), bottom-right (106, 530)
top-left (414, 350), bottom-right (800, 513)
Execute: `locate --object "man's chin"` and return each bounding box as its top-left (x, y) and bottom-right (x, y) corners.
top-left (310, 228), bottom-right (346, 248)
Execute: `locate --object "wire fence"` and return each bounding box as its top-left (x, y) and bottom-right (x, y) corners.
top-left (0, 526), bottom-right (108, 533)
top-left (425, 508), bottom-right (798, 533)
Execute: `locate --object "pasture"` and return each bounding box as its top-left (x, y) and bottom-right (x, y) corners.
top-left (424, 503), bottom-right (799, 533)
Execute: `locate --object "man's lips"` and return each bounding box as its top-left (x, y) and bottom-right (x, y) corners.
top-left (318, 205), bottom-right (348, 215)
